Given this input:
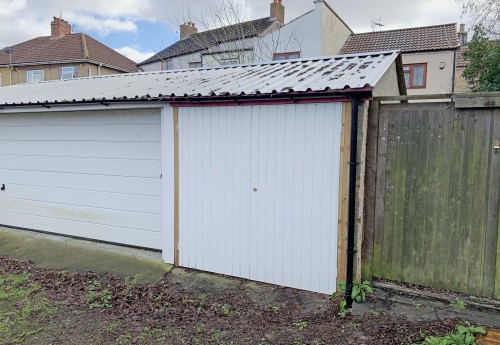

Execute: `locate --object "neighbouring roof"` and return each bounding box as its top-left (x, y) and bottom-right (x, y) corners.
top-left (0, 33), bottom-right (138, 72)
top-left (0, 51), bottom-right (401, 106)
top-left (138, 17), bottom-right (277, 66)
top-left (340, 23), bottom-right (460, 54)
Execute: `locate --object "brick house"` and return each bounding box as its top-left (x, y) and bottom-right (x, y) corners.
top-left (0, 17), bottom-right (137, 87)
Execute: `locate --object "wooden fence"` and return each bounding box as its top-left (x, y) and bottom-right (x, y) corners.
top-left (362, 97), bottom-right (500, 299)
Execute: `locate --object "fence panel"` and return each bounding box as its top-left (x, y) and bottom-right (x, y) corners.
top-left (367, 102), bottom-right (500, 299)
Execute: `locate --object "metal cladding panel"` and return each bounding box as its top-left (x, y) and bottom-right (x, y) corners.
top-left (0, 109), bottom-right (163, 249)
top-left (178, 103), bottom-right (342, 293)
top-left (0, 51), bottom-right (399, 105)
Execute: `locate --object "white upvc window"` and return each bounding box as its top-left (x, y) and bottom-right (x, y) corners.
top-left (61, 66), bottom-right (75, 80)
top-left (27, 70), bottom-right (45, 84)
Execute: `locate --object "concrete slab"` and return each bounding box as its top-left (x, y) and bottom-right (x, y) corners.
top-left (0, 227), bottom-right (171, 283)
top-left (352, 287), bottom-right (500, 328)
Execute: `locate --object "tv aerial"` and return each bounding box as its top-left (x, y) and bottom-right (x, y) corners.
top-left (371, 18), bottom-right (384, 32)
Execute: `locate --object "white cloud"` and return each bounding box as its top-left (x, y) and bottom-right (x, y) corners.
top-left (0, 0), bottom-right (468, 50)
top-left (65, 14), bottom-right (137, 36)
top-left (115, 46), bottom-right (154, 63)
top-left (0, 0), bottom-right (25, 15)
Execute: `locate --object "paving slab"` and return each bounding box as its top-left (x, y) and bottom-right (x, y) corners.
top-left (352, 286), bottom-right (500, 328)
top-left (0, 226), bottom-right (171, 283)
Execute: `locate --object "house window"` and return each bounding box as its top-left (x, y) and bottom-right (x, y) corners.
top-left (189, 61), bottom-right (202, 68)
top-left (403, 64), bottom-right (427, 89)
top-left (273, 52), bottom-right (301, 60)
top-left (27, 70), bottom-right (45, 84)
top-left (61, 66), bottom-right (75, 80)
top-left (162, 60), bottom-right (174, 70)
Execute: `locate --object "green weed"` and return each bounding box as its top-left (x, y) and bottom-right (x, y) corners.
top-left (85, 280), bottom-right (113, 309)
top-left (293, 320), bottom-right (308, 330)
top-left (450, 299), bottom-right (466, 309)
top-left (413, 322), bottom-right (485, 345)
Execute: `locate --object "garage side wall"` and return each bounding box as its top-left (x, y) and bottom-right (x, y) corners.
top-left (0, 109), bottom-right (163, 249)
top-left (177, 103), bottom-right (344, 294)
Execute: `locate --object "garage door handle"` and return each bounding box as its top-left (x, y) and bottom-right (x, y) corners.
top-left (1, 184), bottom-right (5, 191)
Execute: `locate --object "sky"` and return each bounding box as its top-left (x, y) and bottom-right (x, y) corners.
top-left (0, 0), bottom-right (466, 63)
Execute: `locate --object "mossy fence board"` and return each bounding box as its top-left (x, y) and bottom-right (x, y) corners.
top-left (364, 101), bottom-right (500, 299)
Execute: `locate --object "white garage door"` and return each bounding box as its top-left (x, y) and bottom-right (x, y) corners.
top-left (178, 103), bottom-right (343, 293)
top-left (0, 109), bottom-right (163, 249)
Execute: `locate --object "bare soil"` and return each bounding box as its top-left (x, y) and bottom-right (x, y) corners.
top-left (0, 256), bottom-right (472, 345)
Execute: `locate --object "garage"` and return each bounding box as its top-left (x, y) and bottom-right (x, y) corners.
top-left (0, 109), bottom-right (163, 249)
top-left (0, 51), bottom-right (404, 293)
top-left (177, 104), bottom-right (343, 293)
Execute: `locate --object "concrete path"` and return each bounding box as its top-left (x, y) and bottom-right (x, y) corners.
top-left (0, 226), bottom-right (171, 283)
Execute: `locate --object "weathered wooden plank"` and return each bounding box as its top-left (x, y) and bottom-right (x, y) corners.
top-left (374, 95), bottom-right (453, 101)
top-left (484, 108), bottom-right (500, 298)
top-left (455, 96), bottom-right (500, 109)
top-left (432, 108), bottom-right (455, 289)
top-left (466, 109), bottom-right (490, 295)
top-left (496, 200), bottom-right (500, 300)
top-left (376, 102), bottom-right (451, 111)
top-left (412, 109), bottom-right (431, 285)
top-left (401, 108), bottom-right (422, 283)
top-left (393, 111), bottom-right (410, 282)
top-left (381, 109), bottom-right (400, 280)
top-left (373, 108), bottom-right (389, 278)
top-left (336, 102), bottom-right (351, 283)
top-left (420, 107), bottom-right (443, 288)
top-left (444, 107), bottom-right (467, 293)
top-left (362, 101), bottom-right (380, 280)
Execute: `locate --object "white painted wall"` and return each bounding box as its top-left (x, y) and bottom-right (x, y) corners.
top-left (255, 7), bottom-right (322, 61)
top-left (402, 51), bottom-right (456, 95)
top-left (320, 1), bottom-right (353, 55)
top-left (177, 103), bottom-right (343, 293)
top-left (255, 0), bottom-right (352, 62)
top-left (0, 109), bottom-right (163, 249)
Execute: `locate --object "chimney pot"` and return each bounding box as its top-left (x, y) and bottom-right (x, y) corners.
top-left (458, 23), bottom-right (468, 46)
top-left (270, 0), bottom-right (285, 24)
top-left (50, 16), bottom-right (72, 37)
top-left (180, 22), bottom-right (198, 39)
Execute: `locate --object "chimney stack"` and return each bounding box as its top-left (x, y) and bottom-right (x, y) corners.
top-left (51, 17), bottom-right (72, 37)
top-left (180, 22), bottom-right (198, 39)
top-left (458, 23), bottom-right (468, 46)
top-left (270, 0), bottom-right (285, 24)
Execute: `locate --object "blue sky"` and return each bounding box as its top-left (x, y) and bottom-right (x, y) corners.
top-left (0, 0), bottom-right (465, 63)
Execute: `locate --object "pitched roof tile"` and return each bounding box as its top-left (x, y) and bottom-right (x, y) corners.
top-left (0, 33), bottom-right (137, 72)
top-left (139, 17), bottom-right (277, 65)
top-left (340, 23), bottom-right (460, 54)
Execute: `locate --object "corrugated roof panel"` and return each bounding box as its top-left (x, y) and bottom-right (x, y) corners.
top-left (0, 51), bottom-right (400, 106)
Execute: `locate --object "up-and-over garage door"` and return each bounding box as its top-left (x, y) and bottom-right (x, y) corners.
top-left (177, 103), bottom-right (343, 293)
top-left (0, 109), bottom-right (163, 249)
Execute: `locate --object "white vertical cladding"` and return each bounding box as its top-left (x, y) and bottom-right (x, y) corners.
top-left (178, 103), bottom-right (342, 294)
top-left (161, 107), bottom-right (175, 263)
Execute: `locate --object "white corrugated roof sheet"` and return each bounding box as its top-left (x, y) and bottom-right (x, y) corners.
top-left (0, 51), bottom-right (399, 106)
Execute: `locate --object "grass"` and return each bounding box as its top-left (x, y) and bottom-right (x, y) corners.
top-left (0, 272), bottom-right (58, 345)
